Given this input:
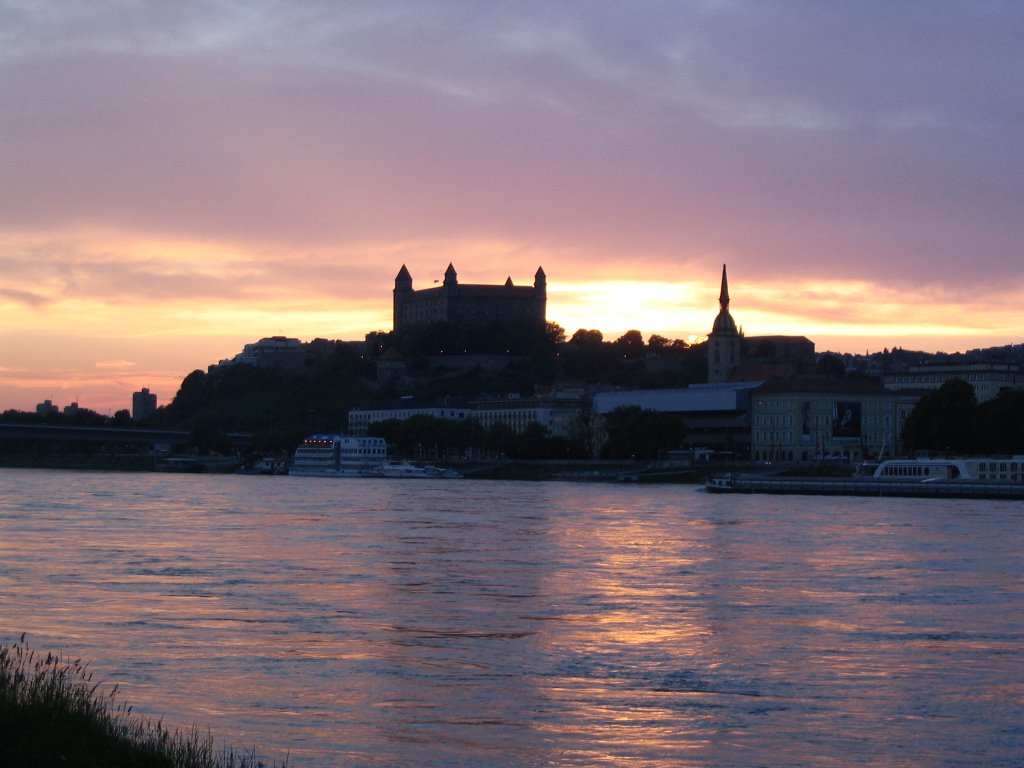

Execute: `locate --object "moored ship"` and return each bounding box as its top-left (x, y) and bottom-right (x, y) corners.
top-left (290, 434), bottom-right (388, 477)
top-left (365, 461), bottom-right (463, 479)
top-left (706, 456), bottom-right (1024, 499)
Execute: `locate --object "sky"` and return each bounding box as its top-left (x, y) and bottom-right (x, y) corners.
top-left (2, 1), bottom-right (1022, 414)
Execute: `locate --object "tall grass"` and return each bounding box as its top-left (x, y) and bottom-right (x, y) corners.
top-left (0, 635), bottom-right (286, 767)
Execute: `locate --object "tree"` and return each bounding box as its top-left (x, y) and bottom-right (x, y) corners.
top-left (815, 353), bottom-right (846, 379)
top-left (647, 334), bottom-right (671, 352)
top-left (903, 379), bottom-right (978, 453)
top-left (570, 328), bottom-right (604, 345)
top-left (602, 406), bottom-right (686, 460)
top-left (613, 330), bottom-right (646, 359)
top-left (975, 390), bottom-right (1024, 454)
top-left (544, 322), bottom-right (566, 346)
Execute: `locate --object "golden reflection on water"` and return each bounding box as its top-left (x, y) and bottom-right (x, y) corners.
top-left (1, 472), bottom-right (1022, 766)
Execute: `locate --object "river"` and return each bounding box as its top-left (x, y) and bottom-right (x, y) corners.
top-left (1, 468), bottom-right (1022, 767)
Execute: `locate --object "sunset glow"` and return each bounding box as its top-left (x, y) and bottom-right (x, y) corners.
top-left (2, 2), bottom-right (1022, 413)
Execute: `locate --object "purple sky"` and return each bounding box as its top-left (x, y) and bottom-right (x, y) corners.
top-left (1, 1), bottom-right (1022, 412)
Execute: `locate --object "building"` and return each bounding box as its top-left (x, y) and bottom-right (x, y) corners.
top-left (348, 392), bottom-right (586, 441)
top-left (132, 388), bottom-right (157, 421)
top-left (749, 378), bottom-right (917, 463)
top-left (707, 264), bottom-right (741, 383)
top-left (706, 264), bottom-right (816, 383)
top-left (393, 263), bottom-right (546, 333)
top-left (593, 382), bottom-right (763, 458)
top-left (348, 403), bottom-right (473, 436)
top-left (469, 394), bottom-right (585, 439)
top-left (35, 399), bottom-right (58, 417)
top-left (212, 336), bottom-right (303, 369)
top-left (884, 362), bottom-right (1024, 403)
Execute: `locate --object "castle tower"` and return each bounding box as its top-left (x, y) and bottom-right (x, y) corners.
top-left (443, 263), bottom-right (458, 290)
top-left (393, 264), bottom-right (413, 331)
top-left (534, 266), bottom-right (547, 322)
top-left (708, 264), bottom-right (741, 382)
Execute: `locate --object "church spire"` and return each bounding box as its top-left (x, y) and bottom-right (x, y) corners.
top-left (708, 263), bottom-right (740, 382)
top-left (711, 263), bottom-right (738, 335)
top-left (719, 263), bottom-right (730, 311)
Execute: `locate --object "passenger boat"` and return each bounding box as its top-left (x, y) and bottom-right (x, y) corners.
top-left (702, 456), bottom-right (1024, 499)
top-left (871, 456), bottom-right (1024, 482)
top-left (290, 434), bottom-right (388, 477)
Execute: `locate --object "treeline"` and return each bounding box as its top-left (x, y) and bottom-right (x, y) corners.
top-left (1, 325), bottom-right (706, 457)
top-left (904, 380), bottom-right (1024, 454)
top-left (147, 325), bottom-right (705, 453)
top-left (148, 341), bottom-right (375, 453)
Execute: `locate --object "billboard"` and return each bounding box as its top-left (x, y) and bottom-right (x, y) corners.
top-left (832, 401), bottom-right (862, 438)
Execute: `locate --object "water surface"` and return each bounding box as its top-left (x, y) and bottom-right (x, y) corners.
top-left (1, 468), bottom-right (1021, 766)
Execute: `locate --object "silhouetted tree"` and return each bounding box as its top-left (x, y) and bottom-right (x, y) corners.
top-left (815, 353), bottom-right (846, 379)
top-left (903, 379), bottom-right (978, 453)
top-left (975, 390), bottom-right (1024, 454)
top-left (613, 330), bottom-right (646, 359)
top-left (603, 406), bottom-right (686, 460)
top-left (647, 334), bottom-right (671, 351)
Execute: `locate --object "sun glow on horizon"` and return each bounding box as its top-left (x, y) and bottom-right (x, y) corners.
top-left (3, 232), bottom-right (1024, 414)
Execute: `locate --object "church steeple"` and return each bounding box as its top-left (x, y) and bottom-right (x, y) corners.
top-left (711, 263), bottom-right (738, 335)
top-left (708, 263), bottom-right (741, 382)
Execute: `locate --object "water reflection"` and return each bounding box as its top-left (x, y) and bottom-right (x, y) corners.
top-left (0, 469), bottom-right (1022, 766)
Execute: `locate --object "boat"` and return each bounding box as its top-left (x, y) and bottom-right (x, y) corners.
top-left (705, 474), bottom-right (735, 493)
top-left (290, 434), bottom-right (388, 477)
top-left (703, 456), bottom-right (1024, 499)
top-left (871, 456), bottom-right (1024, 482)
top-left (364, 461), bottom-right (463, 479)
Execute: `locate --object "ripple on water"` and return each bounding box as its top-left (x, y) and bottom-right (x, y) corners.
top-left (0, 471), bottom-right (1022, 767)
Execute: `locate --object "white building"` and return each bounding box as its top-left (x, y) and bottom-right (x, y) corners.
top-left (469, 395), bottom-right (584, 438)
top-left (347, 404), bottom-right (472, 435)
top-left (749, 378), bottom-right (918, 463)
top-left (885, 362), bottom-right (1024, 403)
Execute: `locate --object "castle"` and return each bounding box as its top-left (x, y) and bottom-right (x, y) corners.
top-left (393, 263), bottom-right (547, 333)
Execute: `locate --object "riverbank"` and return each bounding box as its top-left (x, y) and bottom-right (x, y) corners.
top-left (0, 453), bottom-right (158, 471)
top-left (0, 454), bottom-right (712, 482)
top-left (0, 636), bottom-right (284, 768)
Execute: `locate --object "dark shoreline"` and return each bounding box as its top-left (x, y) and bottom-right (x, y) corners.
top-left (0, 454), bottom-right (710, 483)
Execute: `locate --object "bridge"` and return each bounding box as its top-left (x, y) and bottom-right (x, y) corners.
top-left (0, 423), bottom-right (253, 449)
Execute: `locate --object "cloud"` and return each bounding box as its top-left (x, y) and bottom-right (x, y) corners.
top-left (1, 1), bottom-right (1023, 412)
top-left (0, 286), bottom-right (49, 307)
top-left (1, 2), bottom-right (1020, 288)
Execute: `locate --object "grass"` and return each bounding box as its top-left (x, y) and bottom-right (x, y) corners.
top-left (0, 635), bottom-right (286, 768)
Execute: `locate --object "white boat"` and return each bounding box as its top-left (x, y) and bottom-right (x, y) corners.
top-left (872, 456), bottom-right (1024, 482)
top-left (365, 461), bottom-right (463, 479)
top-left (705, 474), bottom-right (735, 492)
top-left (290, 434), bottom-right (388, 477)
